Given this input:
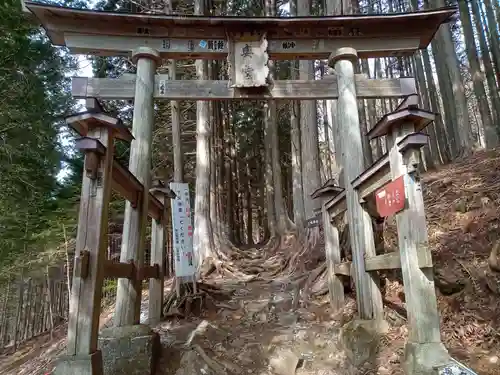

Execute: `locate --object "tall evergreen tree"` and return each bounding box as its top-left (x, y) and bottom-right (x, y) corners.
top-left (0, 0), bottom-right (78, 269)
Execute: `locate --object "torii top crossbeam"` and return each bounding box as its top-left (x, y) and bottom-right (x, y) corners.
top-left (23, 1), bottom-right (455, 60)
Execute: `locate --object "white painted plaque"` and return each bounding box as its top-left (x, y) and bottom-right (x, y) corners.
top-left (232, 38), bottom-right (269, 87)
top-left (169, 182), bottom-right (195, 277)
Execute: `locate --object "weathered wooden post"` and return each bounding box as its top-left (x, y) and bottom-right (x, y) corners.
top-left (114, 47), bottom-right (160, 327)
top-left (148, 179), bottom-right (176, 325)
top-left (57, 98), bottom-right (165, 375)
top-left (311, 180), bottom-right (345, 311)
top-left (329, 48), bottom-right (384, 321)
top-left (391, 112), bottom-right (446, 375)
top-left (55, 99), bottom-right (128, 375)
top-left (368, 97), bottom-right (476, 374)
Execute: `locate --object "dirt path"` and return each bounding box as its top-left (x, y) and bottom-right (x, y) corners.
top-left (154, 277), bottom-right (361, 375)
top-left (0, 274), bottom-right (497, 375)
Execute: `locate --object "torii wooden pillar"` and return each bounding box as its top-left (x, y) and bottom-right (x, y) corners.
top-left (55, 104), bottom-right (172, 375)
top-left (114, 48), bottom-right (160, 326)
top-left (323, 94), bottom-right (479, 373)
top-left (330, 48), bottom-right (384, 320)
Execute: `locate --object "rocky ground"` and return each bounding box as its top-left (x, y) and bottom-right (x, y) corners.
top-left (155, 277), bottom-right (358, 375)
top-left (1, 149), bottom-right (500, 375)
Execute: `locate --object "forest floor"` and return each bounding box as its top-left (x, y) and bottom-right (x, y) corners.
top-left (1, 149), bottom-right (500, 375)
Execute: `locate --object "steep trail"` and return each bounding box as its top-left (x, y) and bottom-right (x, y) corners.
top-left (2, 149), bottom-right (500, 374)
top-left (154, 277), bottom-right (357, 375)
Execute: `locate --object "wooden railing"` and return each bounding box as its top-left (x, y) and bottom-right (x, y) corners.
top-left (312, 93), bottom-right (450, 368)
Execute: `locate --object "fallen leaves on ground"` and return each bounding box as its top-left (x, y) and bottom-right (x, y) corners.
top-left (2, 149), bottom-right (500, 375)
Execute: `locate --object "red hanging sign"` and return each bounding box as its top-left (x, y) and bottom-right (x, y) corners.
top-left (375, 175), bottom-right (406, 217)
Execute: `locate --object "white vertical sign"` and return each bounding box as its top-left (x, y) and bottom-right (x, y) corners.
top-left (169, 182), bottom-right (195, 277)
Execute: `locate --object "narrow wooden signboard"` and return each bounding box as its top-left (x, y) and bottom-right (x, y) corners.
top-left (169, 182), bottom-right (195, 278)
top-left (306, 214), bottom-right (322, 228)
top-left (375, 175), bottom-right (406, 217)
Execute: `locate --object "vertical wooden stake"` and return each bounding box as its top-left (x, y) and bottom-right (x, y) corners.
top-left (32, 285), bottom-right (39, 337)
top-left (192, 277), bottom-right (197, 294)
top-left (63, 223), bottom-right (72, 297)
top-left (388, 124), bottom-right (442, 344)
top-left (165, 216), bottom-right (171, 279)
top-left (322, 206), bottom-right (344, 311)
top-left (114, 47), bottom-right (160, 326)
top-left (13, 279), bottom-right (24, 352)
top-left (23, 279), bottom-right (32, 341)
top-left (66, 126), bottom-right (114, 356)
top-left (149, 195), bottom-right (166, 326)
top-left (0, 279), bottom-right (11, 346)
top-left (46, 267), bottom-right (55, 340)
top-left (330, 47), bottom-right (383, 320)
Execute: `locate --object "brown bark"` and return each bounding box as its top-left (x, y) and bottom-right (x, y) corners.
top-left (22, 279), bottom-right (32, 341)
top-left (459, 0), bottom-right (498, 148)
top-left (471, 0), bottom-right (500, 133)
top-left (0, 280), bottom-right (11, 346)
top-left (413, 54), bottom-right (437, 169)
top-left (46, 268), bottom-right (55, 340)
top-left (13, 280), bottom-right (24, 351)
top-left (245, 160), bottom-right (253, 245)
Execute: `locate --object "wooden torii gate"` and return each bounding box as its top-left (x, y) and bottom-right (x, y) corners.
top-left (22, 1), bottom-right (456, 375)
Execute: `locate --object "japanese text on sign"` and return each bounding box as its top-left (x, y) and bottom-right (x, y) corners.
top-left (375, 175), bottom-right (406, 217)
top-left (198, 40), bottom-right (225, 51)
top-left (170, 182), bottom-right (195, 277)
top-left (306, 214), bottom-right (322, 228)
top-left (162, 39), bottom-right (171, 49)
top-left (208, 40), bottom-right (225, 51)
top-left (282, 41), bottom-right (296, 49)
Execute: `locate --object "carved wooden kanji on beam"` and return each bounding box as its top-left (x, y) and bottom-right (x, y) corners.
top-left (227, 31), bottom-right (269, 88)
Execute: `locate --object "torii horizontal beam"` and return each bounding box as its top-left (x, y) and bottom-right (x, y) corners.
top-left (72, 75), bottom-right (417, 100)
top-left (63, 34), bottom-right (421, 60)
top-left (23, 2), bottom-right (456, 60)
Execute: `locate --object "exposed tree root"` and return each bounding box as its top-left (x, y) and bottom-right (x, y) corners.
top-left (196, 232), bottom-right (286, 281)
top-left (162, 281), bottom-right (234, 318)
top-left (164, 217), bottom-right (354, 320)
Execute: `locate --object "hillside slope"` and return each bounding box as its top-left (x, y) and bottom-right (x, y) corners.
top-left (421, 149), bottom-right (500, 371)
top-left (1, 149), bottom-right (500, 375)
